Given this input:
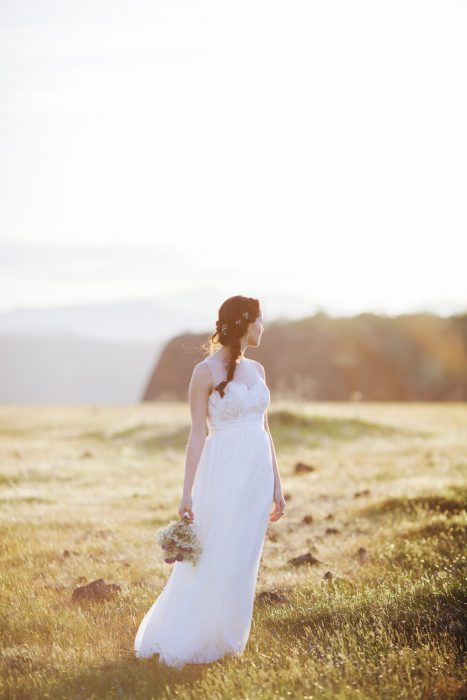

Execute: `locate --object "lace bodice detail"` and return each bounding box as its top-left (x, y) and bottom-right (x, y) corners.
top-left (201, 356), bottom-right (270, 430)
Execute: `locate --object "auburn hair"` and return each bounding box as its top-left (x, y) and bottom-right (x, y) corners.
top-left (202, 295), bottom-right (260, 398)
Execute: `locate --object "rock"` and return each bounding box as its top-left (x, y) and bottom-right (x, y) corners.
top-left (72, 578), bottom-right (121, 603)
top-left (302, 515), bottom-right (314, 525)
top-left (325, 527), bottom-right (340, 535)
top-left (353, 489), bottom-right (371, 498)
top-left (294, 461), bottom-right (316, 474)
top-left (289, 552), bottom-right (321, 567)
top-left (357, 547), bottom-right (368, 563)
top-left (256, 589), bottom-right (291, 605)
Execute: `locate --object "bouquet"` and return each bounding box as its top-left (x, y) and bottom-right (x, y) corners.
top-left (155, 513), bottom-right (202, 567)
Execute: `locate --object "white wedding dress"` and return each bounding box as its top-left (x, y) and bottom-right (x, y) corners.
top-left (134, 355), bottom-right (274, 668)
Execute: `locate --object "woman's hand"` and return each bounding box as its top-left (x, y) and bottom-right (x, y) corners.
top-left (269, 484), bottom-right (286, 522)
top-left (178, 493), bottom-right (194, 522)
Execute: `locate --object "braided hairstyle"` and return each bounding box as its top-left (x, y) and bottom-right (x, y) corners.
top-left (205, 295), bottom-right (260, 398)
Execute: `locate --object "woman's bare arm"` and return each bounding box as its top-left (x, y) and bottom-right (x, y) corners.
top-left (178, 363), bottom-right (211, 520)
top-left (263, 410), bottom-right (282, 492)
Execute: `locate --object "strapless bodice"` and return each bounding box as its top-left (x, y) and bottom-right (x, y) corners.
top-left (201, 358), bottom-right (270, 435)
top-left (208, 380), bottom-right (270, 433)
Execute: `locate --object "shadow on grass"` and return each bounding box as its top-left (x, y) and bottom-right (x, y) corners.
top-left (267, 409), bottom-right (424, 447)
top-left (357, 487), bottom-right (467, 519)
top-left (79, 408), bottom-right (428, 456)
top-left (24, 648), bottom-right (236, 700)
top-left (81, 408), bottom-right (425, 455)
top-left (141, 426), bottom-right (190, 451)
top-left (0, 495), bottom-right (56, 506)
top-left (81, 423), bottom-right (190, 452)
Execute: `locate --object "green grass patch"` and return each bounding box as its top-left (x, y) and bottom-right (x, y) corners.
top-left (0, 495), bottom-right (56, 506)
top-left (139, 426), bottom-right (190, 451)
top-left (358, 486), bottom-right (467, 519)
top-left (0, 473), bottom-right (20, 486)
top-left (267, 409), bottom-right (409, 447)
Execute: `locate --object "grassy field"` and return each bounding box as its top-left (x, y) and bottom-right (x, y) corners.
top-left (0, 401), bottom-right (466, 700)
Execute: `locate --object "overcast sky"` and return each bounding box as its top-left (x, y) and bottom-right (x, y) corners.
top-left (1, 0), bottom-right (466, 316)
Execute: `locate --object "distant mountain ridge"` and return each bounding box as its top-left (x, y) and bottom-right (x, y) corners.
top-left (0, 292), bottom-right (316, 404)
top-left (0, 299), bottom-right (202, 342)
top-left (0, 291), bottom-right (316, 341)
top-left (0, 333), bottom-right (157, 404)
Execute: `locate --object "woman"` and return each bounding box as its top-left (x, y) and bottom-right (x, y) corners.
top-left (134, 295), bottom-right (286, 668)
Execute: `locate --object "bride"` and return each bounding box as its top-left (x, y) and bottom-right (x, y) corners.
top-left (134, 295), bottom-right (286, 667)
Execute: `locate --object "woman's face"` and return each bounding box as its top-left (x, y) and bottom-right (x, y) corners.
top-left (246, 310), bottom-right (264, 347)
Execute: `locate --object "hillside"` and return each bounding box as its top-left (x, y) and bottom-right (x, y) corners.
top-left (143, 311), bottom-right (467, 401)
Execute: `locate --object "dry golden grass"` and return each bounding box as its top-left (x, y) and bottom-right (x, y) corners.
top-left (0, 401), bottom-right (466, 700)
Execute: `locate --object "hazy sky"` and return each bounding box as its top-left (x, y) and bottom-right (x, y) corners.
top-left (1, 0), bottom-right (466, 316)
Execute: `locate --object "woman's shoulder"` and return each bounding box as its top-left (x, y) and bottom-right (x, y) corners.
top-left (248, 358), bottom-right (265, 376)
top-left (191, 358), bottom-right (212, 379)
top-left (247, 357), bottom-right (263, 366)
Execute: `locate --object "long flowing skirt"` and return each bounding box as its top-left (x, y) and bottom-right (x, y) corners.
top-left (134, 425), bottom-right (274, 668)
